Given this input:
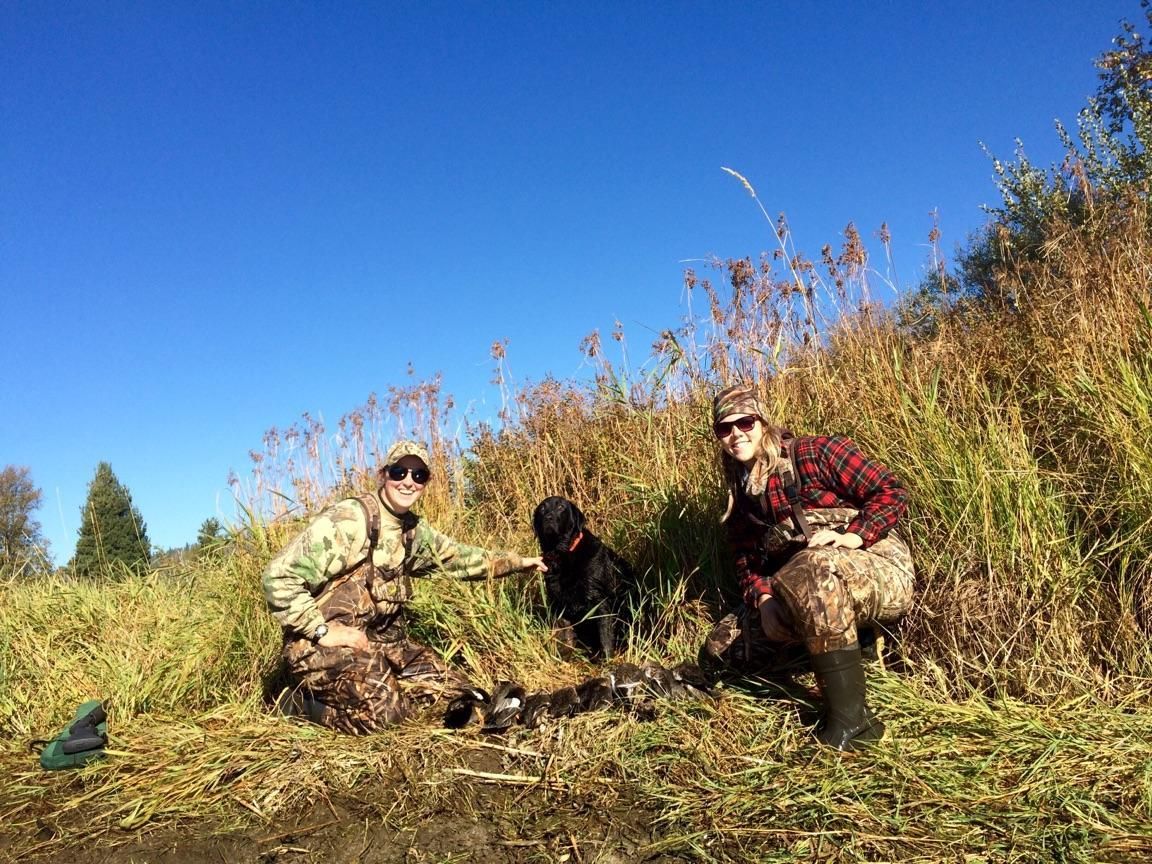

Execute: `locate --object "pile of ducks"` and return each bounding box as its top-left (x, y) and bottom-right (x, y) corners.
top-left (444, 660), bottom-right (715, 732)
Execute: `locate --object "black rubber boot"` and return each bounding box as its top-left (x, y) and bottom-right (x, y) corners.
top-left (809, 643), bottom-right (884, 751)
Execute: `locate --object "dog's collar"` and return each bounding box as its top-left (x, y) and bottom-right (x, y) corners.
top-left (543, 531), bottom-right (585, 566)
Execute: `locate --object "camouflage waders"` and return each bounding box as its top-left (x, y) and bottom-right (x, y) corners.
top-left (282, 558), bottom-right (471, 735)
top-left (705, 507), bottom-right (914, 663)
top-left (762, 507), bottom-right (913, 654)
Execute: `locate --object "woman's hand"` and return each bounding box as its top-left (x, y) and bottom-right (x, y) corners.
top-left (521, 556), bottom-right (548, 573)
top-left (317, 622), bottom-right (369, 651)
top-left (808, 529), bottom-right (864, 550)
top-left (757, 594), bottom-right (794, 642)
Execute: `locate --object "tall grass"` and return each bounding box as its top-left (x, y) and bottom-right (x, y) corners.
top-left (0, 545), bottom-right (283, 740)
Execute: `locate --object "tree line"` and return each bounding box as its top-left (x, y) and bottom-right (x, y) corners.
top-left (0, 462), bottom-right (225, 579)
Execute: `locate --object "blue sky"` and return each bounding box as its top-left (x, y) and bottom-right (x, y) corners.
top-left (1, 1), bottom-right (1138, 563)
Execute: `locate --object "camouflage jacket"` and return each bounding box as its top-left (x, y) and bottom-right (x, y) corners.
top-left (262, 491), bottom-right (525, 639)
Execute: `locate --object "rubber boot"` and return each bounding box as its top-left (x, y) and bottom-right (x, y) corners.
top-left (809, 643), bottom-right (884, 751)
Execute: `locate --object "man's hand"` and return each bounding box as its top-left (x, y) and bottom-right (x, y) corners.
top-left (521, 556), bottom-right (548, 573)
top-left (317, 622), bottom-right (369, 651)
top-left (808, 529), bottom-right (864, 549)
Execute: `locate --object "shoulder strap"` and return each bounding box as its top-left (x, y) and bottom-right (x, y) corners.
top-left (357, 493), bottom-right (421, 560)
top-left (777, 440), bottom-right (813, 542)
top-left (354, 494), bottom-right (381, 556)
top-left (399, 512), bottom-right (417, 558)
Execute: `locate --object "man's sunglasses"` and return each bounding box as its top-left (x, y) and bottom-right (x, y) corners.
top-left (386, 465), bottom-right (431, 484)
top-left (713, 416), bottom-right (760, 439)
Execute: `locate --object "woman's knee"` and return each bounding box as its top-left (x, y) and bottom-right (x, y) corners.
top-left (772, 550), bottom-right (857, 646)
top-left (773, 548), bottom-right (844, 602)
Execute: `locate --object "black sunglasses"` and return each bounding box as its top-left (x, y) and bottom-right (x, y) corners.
top-left (386, 465), bottom-right (431, 484)
top-left (713, 415), bottom-right (760, 439)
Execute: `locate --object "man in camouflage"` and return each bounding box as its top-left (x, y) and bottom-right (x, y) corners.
top-left (263, 440), bottom-right (545, 734)
top-left (707, 383), bottom-right (915, 750)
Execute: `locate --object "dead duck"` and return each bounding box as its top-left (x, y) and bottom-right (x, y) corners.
top-left (547, 685), bottom-right (581, 718)
top-left (482, 682), bottom-right (526, 733)
top-left (607, 663), bottom-right (646, 702)
top-left (576, 676), bottom-right (614, 712)
top-left (520, 693), bottom-right (553, 729)
top-left (443, 687), bottom-right (490, 729)
top-left (670, 661), bottom-right (717, 700)
top-left (639, 663), bottom-right (686, 699)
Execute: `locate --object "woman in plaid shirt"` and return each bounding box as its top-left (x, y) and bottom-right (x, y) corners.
top-left (712, 383), bottom-right (914, 750)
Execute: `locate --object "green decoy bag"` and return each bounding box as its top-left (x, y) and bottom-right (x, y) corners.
top-left (35, 699), bottom-right (108, 771)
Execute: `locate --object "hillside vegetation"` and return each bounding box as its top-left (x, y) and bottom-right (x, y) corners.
top-left (4, 10), bottom-right (1152, 862)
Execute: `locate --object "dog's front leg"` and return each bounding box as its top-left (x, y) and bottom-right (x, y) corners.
top-left (598, 613), bottom-right (615, 661)
top-left (554, 618), bottom-right (577, 660)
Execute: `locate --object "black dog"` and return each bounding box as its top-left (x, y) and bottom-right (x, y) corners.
top-left (532, 496), bottom-right (635, 660)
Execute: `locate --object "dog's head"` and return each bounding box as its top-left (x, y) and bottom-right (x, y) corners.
top-left (532, 496), bottom-right (586, 560)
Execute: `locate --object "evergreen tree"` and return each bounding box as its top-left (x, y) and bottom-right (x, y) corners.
top-left (195, 517), bottom-right (226, 558)
top-left (0, 465), bottom-right (52, 578)
top-left (71, 462), bottom-right (151, 578)
top-left (196, 517), bottom-right (223, 547)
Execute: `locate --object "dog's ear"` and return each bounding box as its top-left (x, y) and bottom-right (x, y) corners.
top-left (532, 500), bottom-right (547, 540)
top-left (563, 499), bottom-right (586, 536)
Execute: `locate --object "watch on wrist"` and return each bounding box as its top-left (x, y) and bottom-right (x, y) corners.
top-left (311, 623), bottom-right (329, 643)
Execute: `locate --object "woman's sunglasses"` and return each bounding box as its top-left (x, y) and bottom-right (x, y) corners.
top-left (386, 465), bottom-right (431, 484)
top-left (713, 415), bottom-right (760, 439)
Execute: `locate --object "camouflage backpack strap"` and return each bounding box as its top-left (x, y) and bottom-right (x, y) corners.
top-left (354, 492), bottom-right (419, 562)
top-left (776, 439), bottom-right (813, 542)
top-left (399, 511), bottom-right (418, 559)
top-left (354, 494), bottom-right (381, 560)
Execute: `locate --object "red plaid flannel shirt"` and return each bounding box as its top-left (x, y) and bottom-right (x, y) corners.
top-left (727, 434), bottom-right (907, 607)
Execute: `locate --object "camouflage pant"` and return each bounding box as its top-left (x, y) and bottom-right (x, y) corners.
top-left (771, 522), bottom-right (914, 654)
top-left (282, 572), bottom-right (471, 735)
top-left (705, 510), bottom-right (915, 662)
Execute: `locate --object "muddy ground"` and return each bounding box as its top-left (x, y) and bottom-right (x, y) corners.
top-left (3, 747), bottom-right (696, 864)
top-left (15, 798), bottom-right (681, 864)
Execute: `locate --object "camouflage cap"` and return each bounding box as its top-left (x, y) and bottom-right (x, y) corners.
top-left (712, 383), bottom-right (766, 423)
top-left (383, 439), bottom-right (431, 468)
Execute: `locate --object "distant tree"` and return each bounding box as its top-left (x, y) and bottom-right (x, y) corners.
top-left (149, 543), bottom-right (195, 569)
top-left (196, 517), bottom-right (223, 547)
top-left (0, 465), bottom-right (52, 578)
top-left (71, 462), bottom-right (151, 579)
top-left (901, 3), bottom-right (1152, 329)
top-left (195, 517), bottom-right (227, 558)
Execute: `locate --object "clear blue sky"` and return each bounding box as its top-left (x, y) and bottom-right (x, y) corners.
top-left (1, 1), bottom-right (1138, 563)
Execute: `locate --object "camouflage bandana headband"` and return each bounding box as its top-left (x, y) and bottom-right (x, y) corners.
top-left (383, 440), bottom-right (431, 468)
top-left (712, 383), bottom-right (766, 423)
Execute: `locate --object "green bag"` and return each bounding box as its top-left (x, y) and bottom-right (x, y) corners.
top-left (35, 700), bottom-right (108, 771)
